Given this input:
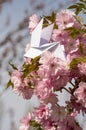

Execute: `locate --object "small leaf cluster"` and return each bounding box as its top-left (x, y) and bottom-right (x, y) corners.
top-left (65, 27), bottom-right (81, 38)
top-left (7, 79), bottom-right (14, 88)
top-left (43, 11), bottom-right (58, 29)
top-left (70, 56), bottom-right (86, 69)
top-left (7, 56), bottom-right (41, 88)
top-left (65, 26), bottom-right (86, 39)
top-left (30, 120), bottom-right (43, 130)
top-left (68, 0), bottom-right (86, 15)
top-left (22, 56), bottom-right (40, 78)
top-left (7, 63), bottom-right (18, 88)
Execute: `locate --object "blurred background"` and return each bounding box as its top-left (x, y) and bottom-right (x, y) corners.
top-left (0, 0), bottom-right (86, 130)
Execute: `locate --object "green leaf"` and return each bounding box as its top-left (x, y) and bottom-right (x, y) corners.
top-left (81, 56), bottom-right (86, 62)
top-left (8, 71), bottom-right (12, 76)
top-left (80, 0), bottom-right (86, 3)
top-left (68, 0), bottom-right (86, 15)
top-left (31, 56), bottom-right (40, 64)
top-left (44, 11), bottom-right (56, 23)
top-left (80, 0), bottom-right (83, 2)
top-left (82, 8), bottom-right (86, 13)
top-left (30, 120), bottom-right (43, 130)
top-left (64, 27), bottom-right (81, 38)
top-left (22, 64), bottom-right (37, 78)
top-left (10, 63), bottom-right (18, 70)
top-left (22, 56), bottom-right (40, 78)
top-left (7, 79), bottom-right (14, 88)
top-left (76, 3), bottom-right (85, 7)
top-left (65, 26), bottom-right (86, 39)
top-left (43, 11), bottom-right (56, 28)
top-left (51, 11), bottom-right (57, 22)
top-left (70, 58), bottom-right (80, 69)
top-left (70, 28), bottom-right (80, 38)
top-left (68, 5), bottom-right (78, 9)
top-left (54, 23), bottom-right (58, 29)
top-left (78, 43), bottom-right (84, 55)
top-left (43, 17), bottom-right (49, 28)
top-left (70, 56), bottom-right (86, 69)
top-left (74, 15), bottom-right (83, 24)
top-left (75, 6), bottom-right (82, 15)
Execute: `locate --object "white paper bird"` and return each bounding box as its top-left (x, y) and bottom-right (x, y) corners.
top-left (24, 18), bottom-right (66, 61)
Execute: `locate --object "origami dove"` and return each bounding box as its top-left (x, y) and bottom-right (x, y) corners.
top-left (24, 18), bottom-right (66, 61)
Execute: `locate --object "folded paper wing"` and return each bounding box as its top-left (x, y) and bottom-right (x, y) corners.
top-left (24, 18), bottom-right (66, 61)
top-left (31, 18), bottom-right (54, 47)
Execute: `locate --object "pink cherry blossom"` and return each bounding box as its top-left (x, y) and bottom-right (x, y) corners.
top-left (35, 79), bottom-right (52, 100)
top-left (34, 104), bottom-right (51, 123)
top-left (38, 51), bottom-right (70, 90)
top-left (11, 70), bottom-right (22, 87)
top-left (75, 82), bottom-right (86, 107)
top-left (52, 29), bottom-right (69, 45)
top-left (51, 9), bottom-right (83, 64)
top-left (28, 14), bottom-right (39, 33)
top-left (44, 93), bottom-right (58, 105)
top-left (56, 9), bottom-right (80, 29)
top-left (11, 70), bottom-right (33, 99)
top-left (9, 8), bottom-right (86, 130)
top-left (39, 51), bottom-right (55, 65)
top-left (45, 123), bottom-right (56, 130)
top-left (58, 116), bottom-right (82, 130)
top-left (51, 105), bottom-right (66, 122)
top-left (19, 113), bottom-right (31, 130)
top-left (78, 62), bottom-right (86, 76)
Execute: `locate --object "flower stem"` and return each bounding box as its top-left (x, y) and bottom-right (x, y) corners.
top-left (69, 81), bottom-right (75, 88)
top-left (63, 87), bottom-right (72, 95)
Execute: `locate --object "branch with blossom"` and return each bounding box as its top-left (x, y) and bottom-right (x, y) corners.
top-left (7, 0), bottom-right (86, 130)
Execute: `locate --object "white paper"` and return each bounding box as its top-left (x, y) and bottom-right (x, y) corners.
top-left (24, 18), bottom-right (66, 61)
top-left (31, 18), bottom-right (43, 47)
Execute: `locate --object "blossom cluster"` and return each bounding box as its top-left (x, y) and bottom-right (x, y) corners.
top-left (8, 6), bottom-right (86, 130)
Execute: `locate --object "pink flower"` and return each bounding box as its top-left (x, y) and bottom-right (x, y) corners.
top-left (19, 86), bottom-right (33, 99)
top-left (44, 94), bottom-right (58, 105)
top-left (78, 62), bottom-right (86, 76)
top-left (66, 51), bottom-right (80, 63)
top-left (38, 52), bottom-right (69, 90)
top-left (28, 14), bottom-right (39, 33)
top-left (51, 106), bottom-right (66, 122)
top-left (51, 9), bottom-right (82, 63)
top-left (11, 70), bottom-right (33, 99)
top-left (13, 83), bottom-right (33, 99)
top-left (19, 113), bottom-right (31, 130)
top-left (64, 38), bottom-right (80, 54)
top-left (35, 80), bottom-right (52, 100)
top-left (75, 82), bottom-right (86, 106)
top-left (52, 29), bottom-right (69, 45)
top-left (45, 124), bottom-right (56, 130)
top-left (10, 10), bottom-right (86, 130)
top-left (34, 104), bottom-right (51, 123)
top-left (11, 70), bottom-right (22, 87)
top-left (58, 116), bottom-right (82, 130)
top-left (56, 9), bottom-right (80, 29)
top-left (37, 65), bottom-right (50, 79)
top-left (39, 51), bottom-right (55, 65)
top-left (66, 96), bottom-right (86, 114)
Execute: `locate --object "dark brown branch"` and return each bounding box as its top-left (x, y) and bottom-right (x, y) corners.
top-left (0, 0), bottom-right (12, 5)
top-left (0, 15), bottom-right (29, 46)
